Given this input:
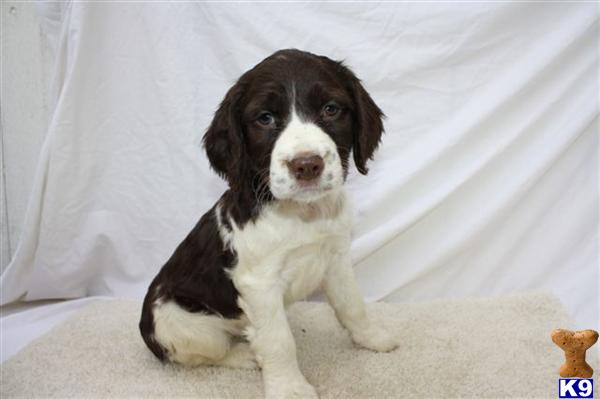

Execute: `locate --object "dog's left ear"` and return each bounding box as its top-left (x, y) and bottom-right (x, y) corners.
top-left (338, 64), bottom-right (385, 175)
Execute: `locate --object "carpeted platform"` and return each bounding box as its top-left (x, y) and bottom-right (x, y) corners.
top-left (2, 294), bottom-right (597, 398)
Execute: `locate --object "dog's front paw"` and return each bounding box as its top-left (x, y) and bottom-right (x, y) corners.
top-left (265, 378), bottom-right (318, 399)
top-left (352, 325), bottom-right (398, 352)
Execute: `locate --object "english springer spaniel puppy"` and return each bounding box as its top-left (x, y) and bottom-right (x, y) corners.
top-left (140, 49), bottom-right (397, 399)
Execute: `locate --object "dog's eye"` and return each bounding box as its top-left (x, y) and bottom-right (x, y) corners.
top-left (323, 103), bottom-right (340, 117)
top-left (257, 112), bottom-right (275, 126)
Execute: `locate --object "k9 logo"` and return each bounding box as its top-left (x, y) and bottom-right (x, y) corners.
top-left (558, 379), bottom-right (594, 398)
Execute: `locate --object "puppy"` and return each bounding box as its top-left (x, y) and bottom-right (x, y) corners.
top-left (139, 49), bottom-right (397, 399)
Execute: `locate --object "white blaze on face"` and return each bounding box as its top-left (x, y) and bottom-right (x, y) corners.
top-left (269, 111), bottom-right (344, 202)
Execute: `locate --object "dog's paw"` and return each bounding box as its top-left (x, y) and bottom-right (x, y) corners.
top-left (265, 378), bottom-right (318, 399)
top-left (218, 343), bottom-right (259, 369)
top-left (352, 325), bottom-right (398, 352)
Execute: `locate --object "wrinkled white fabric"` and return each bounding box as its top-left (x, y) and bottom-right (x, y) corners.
top-left (2, 3), bottom-right (598, 332)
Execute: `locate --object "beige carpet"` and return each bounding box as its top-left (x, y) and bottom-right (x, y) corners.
top-left (2, 293), bottom-right (598, 398)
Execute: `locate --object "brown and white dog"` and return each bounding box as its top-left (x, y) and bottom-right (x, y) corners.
top-left (140, 49), bottom-right (397, 398)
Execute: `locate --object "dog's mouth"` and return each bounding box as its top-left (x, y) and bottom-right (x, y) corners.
top-left (280, 180), bottom-right (336, 203)
top-left (298, 182), bottom-right (334, 192)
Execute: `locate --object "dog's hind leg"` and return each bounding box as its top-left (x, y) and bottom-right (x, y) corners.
top-left (152, 301), bottom-right (255, 369)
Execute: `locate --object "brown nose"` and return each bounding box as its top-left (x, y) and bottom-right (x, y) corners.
top-left (288, 154), bottom-right (324, 181)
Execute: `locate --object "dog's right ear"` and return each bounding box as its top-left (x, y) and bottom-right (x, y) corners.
top-left (202, 83), bottom-right (246, 187)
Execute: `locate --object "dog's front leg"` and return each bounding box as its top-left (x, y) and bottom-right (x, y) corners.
top-left (237, 283), bottom-right (317, 399)
top-left (324, 253), bottom-right (398, 353)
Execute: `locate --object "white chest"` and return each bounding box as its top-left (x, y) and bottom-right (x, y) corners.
top-left (228, 192), bottom-right (352, 304)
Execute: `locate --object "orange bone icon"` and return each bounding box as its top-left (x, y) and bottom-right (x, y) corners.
top-left (551, 329), bottom-right (598, 378)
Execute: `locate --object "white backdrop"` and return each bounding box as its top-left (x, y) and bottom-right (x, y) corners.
top-left (1, 3), bottom-right (598, 332)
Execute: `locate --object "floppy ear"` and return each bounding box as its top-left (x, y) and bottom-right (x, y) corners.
top-left (339, 64), bottom-right (385, 175)
top-left (202, 83), bottom-right (246, 188)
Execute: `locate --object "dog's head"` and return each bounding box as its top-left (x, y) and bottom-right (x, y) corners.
top-left (203, 49), bottom-right (384, 203)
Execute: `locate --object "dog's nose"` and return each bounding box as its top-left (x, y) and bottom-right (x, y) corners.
top-left (288, 154), bottom-right (324, 181)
